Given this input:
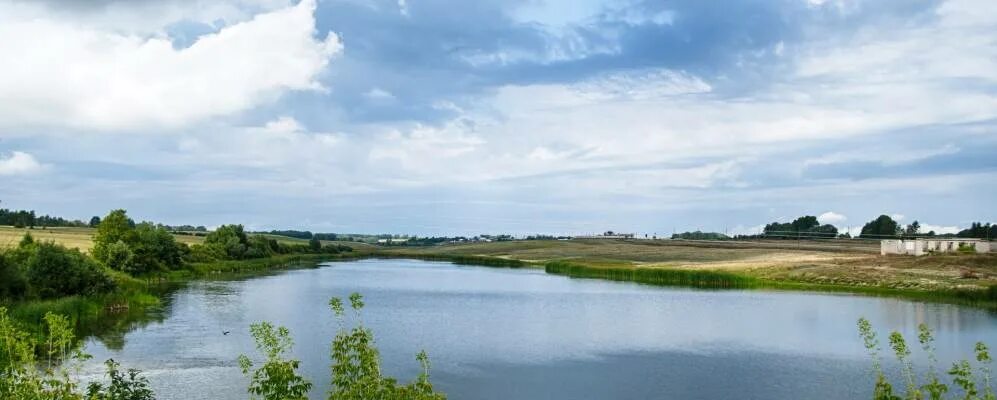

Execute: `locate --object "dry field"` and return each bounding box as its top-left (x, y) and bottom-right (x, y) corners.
top-left (0, 225), bottom-right (204, 252)
top-left (383, 239), bottom-right (997, 291)
top-left (0, 226), bottom-right (371, 253)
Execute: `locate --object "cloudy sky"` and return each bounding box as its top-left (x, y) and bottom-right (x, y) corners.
top-left (0, 0), bottom-right (995, 236)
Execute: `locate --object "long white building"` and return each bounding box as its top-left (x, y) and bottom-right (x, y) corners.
top-left (880, 238), bottom-right (992, 256)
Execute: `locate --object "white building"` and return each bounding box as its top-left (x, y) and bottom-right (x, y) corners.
top-left (881, 238), bottom-right (992, 256)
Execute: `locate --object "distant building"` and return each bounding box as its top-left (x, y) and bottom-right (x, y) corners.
top-left (376, 238), bottom-right (410, 244)
top-left (574, 231), bottom-right (635, 240)
top-left (881, 238), bottom-right (992, 256)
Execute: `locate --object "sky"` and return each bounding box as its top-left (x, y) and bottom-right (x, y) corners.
top-left (0, 0), bottom-right (995, 236)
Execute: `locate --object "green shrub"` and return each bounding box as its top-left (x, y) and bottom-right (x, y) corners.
top-left (23, 242), bottom-right (114, 299)
top-left (0, 252), bottom-right (27, 300)
top-left (858, 318), bottom-right (994, 400)
top-left (239, 293), bottom-right (446, 400)
top-left (104, 241), bottom-right (134, 272)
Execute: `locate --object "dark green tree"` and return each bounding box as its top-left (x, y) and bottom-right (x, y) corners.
top-left (905, 221), bottom-right (921, 237)
top-left (127, 223), bottom-right (185, 274)
top-left (89, 216), bottom-right (101, 228)
top-left (23, 241), bottom-right (114, 298)
top-left (791, 216), bottom-right (820, 232)
top-left (861, 215), bottom-right (901, 238)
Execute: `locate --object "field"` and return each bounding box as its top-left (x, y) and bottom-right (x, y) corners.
top-left (382, 239), bottom-right (997, 293)
top-left (0, 225), bottom-right (204, 251)
top-left (4, 225), bottom-right (994, 300)
top-left (0, 225), bottom-right (374, 253)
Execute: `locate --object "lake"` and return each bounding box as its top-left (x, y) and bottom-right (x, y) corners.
top-left (80, 259), bottom-right (997, 399)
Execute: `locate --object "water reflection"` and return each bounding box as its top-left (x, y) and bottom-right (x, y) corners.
top-left (79, 259), bottom-right (997, 400)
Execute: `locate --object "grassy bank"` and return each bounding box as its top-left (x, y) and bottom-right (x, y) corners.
top-left (377, 239), bottom-right (997, 310)
top-left (4, 251), bottom-right (371, 342)
top-left (173, 252), bottom-right (368, 278)
top-left (545, 261), bottom-right (757, 289)
top-left (374, 251), bottom-right (527, 268)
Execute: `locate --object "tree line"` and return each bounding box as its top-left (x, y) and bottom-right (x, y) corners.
top-left (736, 215), bottom-right (996, 240)
top-left (0, 208), bottom-right (90, 229)
top-left (0, 209), bottom-right (352, 302)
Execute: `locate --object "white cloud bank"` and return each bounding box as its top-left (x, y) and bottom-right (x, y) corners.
top-left (818, 211), bottom-right (847, 224)
top-left (0, 0), bottom-right (341, 132)
top-left (0, 152), bottom-right (44, 175)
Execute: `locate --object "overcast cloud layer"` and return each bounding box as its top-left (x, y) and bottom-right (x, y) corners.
top-left (0, 0), bottom-right (994, 235)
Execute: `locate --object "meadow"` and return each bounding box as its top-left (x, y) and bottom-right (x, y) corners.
top-left (382, 238), bottom-right (997, 306)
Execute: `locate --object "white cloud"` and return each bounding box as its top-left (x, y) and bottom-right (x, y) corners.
top-left (364, 87), bottom-right (396, 101)
top-left (0, 0), bottom-right (341, 132)
top-left (0, 152), bottom-right (45, 175)
top-left (817, 211), bottom-right (847, 224)
top-left (919, 224), bottom-right (962, 235)
top-left (891, 214), bottom-right (906, 221)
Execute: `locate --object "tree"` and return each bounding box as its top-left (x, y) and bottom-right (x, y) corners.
top-left (309, 238), bottom-right (322, 252)
top-left (89, 216), bottom-right (101, 228)
top-left (861, 215), bottom-right (901, 238)
top-left (205, 225), bottom-right (250, 259)
top-left (92, 209), bottom-right (135, 263)
top-left (905, 221), bottom-right (921, 237)
top-left (128, 222), bottom-right (185, 274)
top-left (958, 222), bottom-right (995, 240)
top-left (790, 216), bottom-right (820, 233)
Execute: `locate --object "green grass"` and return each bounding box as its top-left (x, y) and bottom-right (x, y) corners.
top-left (376, 252), bottom-right (526, 268)
top-left (174, 252), bottom-right (366, 279)
top-left (545, 261), bottom-right (757, 289)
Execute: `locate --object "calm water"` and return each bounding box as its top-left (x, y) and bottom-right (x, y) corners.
top-left (80, 259), bottom-right (997, 399)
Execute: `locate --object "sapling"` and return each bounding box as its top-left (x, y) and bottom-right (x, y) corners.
top-left (949, 359), bottom-right (978, 400)
top-left (918, 324), bottom-right (948, 399)
top-left (890, 331), bottom-right (922, 399)
top-left (976, 342), bottom-right (994, 400)
top-left (859, 318), bottom-right (898, 400)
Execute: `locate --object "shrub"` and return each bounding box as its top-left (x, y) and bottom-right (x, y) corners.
top-left (0, 252), bottom-right (27, 300)
top-left (858, 318), bottom-right (994, 400)
top-left (104, 241), bottom-right (134, 272)
top-left (239, 293), bottom-right (446, 400)
top-left (0, 307), bottom-right (155, 400)
top-left (86, 359), bottom-right (156, 400)
top-left (24, 242), bottom-right (114, 299)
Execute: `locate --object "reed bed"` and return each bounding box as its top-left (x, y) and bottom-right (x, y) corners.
top-left (544, 261), bottom-right (757, 289)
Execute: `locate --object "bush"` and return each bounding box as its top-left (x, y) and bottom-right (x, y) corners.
top-left (185, 243), bottom-right (226, 263)
top-left (240, 293), bottom-right (446, 400)
top-left (23, 242), bottom-right (114, 299)
top-left (104, 241), bottom-right (134, 272)
top-left (0, 307), bottom-right (155, 400)
top-left (0, 252), bottom-right (27, 300)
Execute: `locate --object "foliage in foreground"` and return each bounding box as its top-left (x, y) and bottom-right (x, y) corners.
top-left (0, 306), bottom-right (154, 400)
top-left (858, 317), bottom-right (994, 400)
top-left (240, 293), bottom-right (445, 400)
